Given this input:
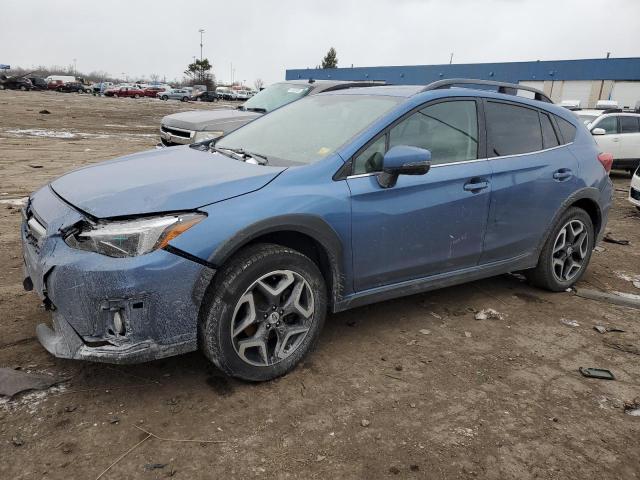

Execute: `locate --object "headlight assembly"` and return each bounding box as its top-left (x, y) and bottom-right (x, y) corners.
top-left (64, 212), bottom-right (205, 258)
top-left (193, 131), bottom-right (224, 142)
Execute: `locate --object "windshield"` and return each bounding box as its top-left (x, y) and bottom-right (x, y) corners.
top-left (242, 82), bottom-right (312, 112)
top-left (217, 94), bottom-right (402, 165)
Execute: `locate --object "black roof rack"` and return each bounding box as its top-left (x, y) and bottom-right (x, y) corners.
top-left (420, 78), bottom-right (553, 103)
top-left (601, 107), bottom-right (640, 114)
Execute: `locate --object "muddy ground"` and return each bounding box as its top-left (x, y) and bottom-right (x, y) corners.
top-left (0, 90), bottom-right (639, 480)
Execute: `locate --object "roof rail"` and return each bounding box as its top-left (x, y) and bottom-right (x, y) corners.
top-left (420, 78), bottom-right (553, 103)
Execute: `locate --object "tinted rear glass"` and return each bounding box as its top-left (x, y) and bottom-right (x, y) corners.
top-left (620, 116), bottom-right (640, 133)
top-left (486, 102), bottom-right (542, 156)
top-left (556, 116), bottom-right (577, 143)
top-left (540, 113), bottom-right (560, 149)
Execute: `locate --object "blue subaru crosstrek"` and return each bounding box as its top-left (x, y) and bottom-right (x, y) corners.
top-left (22, 79), bottom-right (613, 381)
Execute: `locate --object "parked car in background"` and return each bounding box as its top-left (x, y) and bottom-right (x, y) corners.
top-left (28, 77), bottom-right (48, 90)
top-left (22, 79), bottom-right (613, 381)
top-left (0, 75), bottom-right (34, 90)
top-left (582, 110), bottom-right (640, 173)
top-left (143, 86), bottom-right (165, 97)
top-left (629, 166), bottom-right (640, 210)
top-left (56, 82), bottom-right (90, 93)
top-left (90, 82), bottom-right (114, 94)
top-left (192, 90), bottom-right (218, 102)
top-left (159, 80), bottom-right (383, 146)
top-left (104, 86), bottom-right (145, 98)
top-left (158, 88), bottom-right (191, 101)
top-left (47, 80), bottom-right (64, 90)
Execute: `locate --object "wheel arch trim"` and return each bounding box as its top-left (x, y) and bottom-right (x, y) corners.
top-left (535, 187), bottom-right (603, 257)
top-left (208, 214), bottom-right (346, 307)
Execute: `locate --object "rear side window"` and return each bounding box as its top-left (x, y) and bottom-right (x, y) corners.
top-left (540, 113), bottom-right (560, 149)
top-left (620, 116), bottom-right (640, 134)
top-left (486, 102), bottom-right (542, 156)
top-left (555, 117), bottom-right (577, 144)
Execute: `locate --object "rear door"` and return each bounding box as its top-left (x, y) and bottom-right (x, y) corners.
top-left (618, 115), bottom-right (640, 161)
top-left (480, 100), bottom-right (580, 263)
top-left (347, 98), bottom-right (492, 291)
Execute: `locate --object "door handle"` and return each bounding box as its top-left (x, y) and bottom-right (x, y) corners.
top-left (553, 169), bottom-right (573, 181)
top-left (612, 137), bottom-right (620, 142)
top-left (463, 179), bottom-right (489, 192)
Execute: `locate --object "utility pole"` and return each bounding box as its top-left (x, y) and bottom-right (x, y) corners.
top-left (449, 53), bottom-right (454, 65)
top-left (606, 52), bottom-right (611, 59)
top-left (73, 58), bottom-right (77, 75)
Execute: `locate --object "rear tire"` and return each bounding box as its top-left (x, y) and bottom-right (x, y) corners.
top-left (134, 94), bottom-right (140, 99)
top-left (525, 207), bottom-right (594, 291)
top-left (199, 243), bottom-right (327, 381)
top-left (161, 95), bottom-right (168, 100)
top-left (182, 96), bottom-right (189, 102)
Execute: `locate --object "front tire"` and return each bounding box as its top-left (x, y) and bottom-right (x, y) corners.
top-left (199, 243), bottom-right (327, 381)
top-left (525, 207), bottom-right (594, 291)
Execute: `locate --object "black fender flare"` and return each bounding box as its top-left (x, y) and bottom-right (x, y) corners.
top-left (208, 214), bottom-right (346, 305)
top-left (534, 186), bottom-right (603, 259)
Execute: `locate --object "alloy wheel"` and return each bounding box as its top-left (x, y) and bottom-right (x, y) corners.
top-left (551, 219), bottom-right (589, 282)
top-left (231, 270), bottom-right (315, 367)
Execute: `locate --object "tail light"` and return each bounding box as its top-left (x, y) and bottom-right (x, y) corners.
top-left (597, 152), bottom-right (613, 174)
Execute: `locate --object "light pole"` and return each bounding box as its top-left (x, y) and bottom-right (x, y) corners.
top-left (198, 29), bottom-right (205, 62)
top-left (73, 58), bottom-right (77, 75)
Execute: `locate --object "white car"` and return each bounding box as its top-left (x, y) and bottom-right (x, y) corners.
top-left (577, 109), bottom-right (640, 174)
top-left (629, 166), bottom-right (640, 209)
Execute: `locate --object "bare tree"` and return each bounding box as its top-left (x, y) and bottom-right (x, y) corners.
top-left (254, 78), bottom-right (264, 90)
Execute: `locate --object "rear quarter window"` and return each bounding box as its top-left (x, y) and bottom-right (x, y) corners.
top-left (555, 116), bottom-right (577, 144)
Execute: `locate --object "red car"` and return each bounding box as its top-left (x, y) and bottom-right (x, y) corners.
top-left (104, 86), bottom-right (145, 98)
top-left (47, 80), bottom-right (64, 90)
top-left (143, 86), bottom-right (165, 97)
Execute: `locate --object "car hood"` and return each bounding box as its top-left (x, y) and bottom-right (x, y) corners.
top-left (50, 146), bottom-right (286, 218)
top-left (161, 108), bottom-right (261, 133)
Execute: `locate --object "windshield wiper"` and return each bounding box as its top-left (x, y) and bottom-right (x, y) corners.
top-left (214, 147), bottom-right (269, 165)
top-left (245, 107), bottom-right (267, 113)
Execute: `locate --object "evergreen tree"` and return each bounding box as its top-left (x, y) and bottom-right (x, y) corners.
top-left (321, 48), bottom-right (338, 69)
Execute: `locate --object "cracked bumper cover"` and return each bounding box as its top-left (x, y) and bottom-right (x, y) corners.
top-left (36, 315), bottom-right (197, 364)
top-left (22, 186), bottom-right (214, 364)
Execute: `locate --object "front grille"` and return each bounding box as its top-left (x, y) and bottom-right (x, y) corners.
top-left (631, 187), bottom-right (640, 201)
top-left (161, 125), bottom-right (191, 138)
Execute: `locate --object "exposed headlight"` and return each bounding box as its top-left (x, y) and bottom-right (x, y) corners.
top-left (193, 131), bottom-right (224, 142)
top-left (65, 213), bottom-right (205, 258)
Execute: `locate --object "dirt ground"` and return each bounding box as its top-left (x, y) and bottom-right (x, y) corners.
top-left (0, 90), bottom-right (639, 480)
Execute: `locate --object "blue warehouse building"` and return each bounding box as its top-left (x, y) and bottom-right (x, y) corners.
top-left (286, 57), bottom-right (640, 108)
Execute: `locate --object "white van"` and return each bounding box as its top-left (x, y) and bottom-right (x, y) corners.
top-left (45, 75), bottom-right (76, 84)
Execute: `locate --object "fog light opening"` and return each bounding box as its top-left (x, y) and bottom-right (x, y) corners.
top-left (113, 310), bottom-right (126, 336)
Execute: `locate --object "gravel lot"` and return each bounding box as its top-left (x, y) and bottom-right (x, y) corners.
top-left (0, 90), bottom-right (639, 480)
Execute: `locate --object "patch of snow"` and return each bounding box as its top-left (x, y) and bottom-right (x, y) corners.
top-left (7, 128), bottom-right (76, 139)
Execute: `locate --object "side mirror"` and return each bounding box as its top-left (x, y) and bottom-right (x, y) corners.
top-left (377, 146), bottom-right (431, 188)
top-left (591, 127), bottom-right (606, 136)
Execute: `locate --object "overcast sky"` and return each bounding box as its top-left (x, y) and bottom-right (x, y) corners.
top-left (2, 0), bottom-right (639, 87)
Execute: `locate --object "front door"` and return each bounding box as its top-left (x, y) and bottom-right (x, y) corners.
top-left (347, 99), bottom-right (492, 292)
top-left (592, 115), bottom-right (623, 159)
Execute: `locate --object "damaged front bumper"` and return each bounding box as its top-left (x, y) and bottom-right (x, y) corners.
top-left (22, 186), bottom-right (214, 364)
